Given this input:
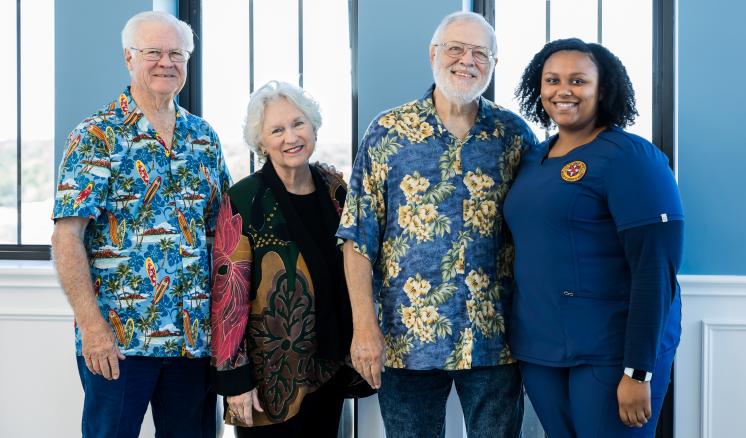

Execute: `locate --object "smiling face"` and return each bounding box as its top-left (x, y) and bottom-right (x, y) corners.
top-left (430, 20), bottom-right (495, 106)
top-left (125, 21), bottom-right (188, 101)
top-left (540, 50), bottom-right (601, 133)
top-left (260, 97), bottom-right (316, 174)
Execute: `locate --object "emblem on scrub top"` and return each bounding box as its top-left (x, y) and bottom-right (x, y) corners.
top-left (561, 161), bottom-right (587, 182)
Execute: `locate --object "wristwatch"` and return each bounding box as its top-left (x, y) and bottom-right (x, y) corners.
top-left (624, 367), bottom-right (652, 383)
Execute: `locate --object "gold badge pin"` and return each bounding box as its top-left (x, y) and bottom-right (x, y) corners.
top-left (561, 161), bottom-right (587, 182)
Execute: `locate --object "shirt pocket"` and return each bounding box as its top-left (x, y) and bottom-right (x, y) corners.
top-left (559, 289), bottom-right (628, 361)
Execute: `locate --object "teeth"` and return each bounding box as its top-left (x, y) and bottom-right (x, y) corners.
top-left (285, 145), bottom-right (303, 153)
top-left (555, 102), bottom-right (576, 109)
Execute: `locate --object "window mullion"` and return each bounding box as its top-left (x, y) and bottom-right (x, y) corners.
top-left (16, 0), bottom-right (22, 244)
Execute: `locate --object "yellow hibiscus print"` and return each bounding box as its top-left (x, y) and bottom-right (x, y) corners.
top-left (398, 274), bottom-right (452, 344)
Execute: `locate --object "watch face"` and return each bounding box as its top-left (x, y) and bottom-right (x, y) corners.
top-left (631, 369), bottom-right (647, 381)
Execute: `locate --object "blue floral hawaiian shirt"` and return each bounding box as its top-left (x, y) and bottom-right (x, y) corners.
top-left (337, 86), bottom-right (536, 370)
top-left (53, 87), bottom-right (232, 358)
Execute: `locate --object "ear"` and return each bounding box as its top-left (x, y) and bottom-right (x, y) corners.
top-left (124, 48), bottom-right (133, 71)
top-left (429, 45), bottom-right (437, 66)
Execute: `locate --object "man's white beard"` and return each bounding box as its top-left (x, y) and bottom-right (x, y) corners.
top-left (432, 61), bottom-right (491, 106)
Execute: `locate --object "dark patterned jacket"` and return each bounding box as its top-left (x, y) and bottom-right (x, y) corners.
top-left (210, 160), bottom-right (350, 425)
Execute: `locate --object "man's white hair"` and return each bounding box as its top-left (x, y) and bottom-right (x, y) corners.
top-left (121, 11), bottom-right (194, 53)
top-left (430, 11), bottom-right (497, 56)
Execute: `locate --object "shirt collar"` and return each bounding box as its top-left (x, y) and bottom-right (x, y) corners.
top-left (422, 84), bottom-right (492, 136)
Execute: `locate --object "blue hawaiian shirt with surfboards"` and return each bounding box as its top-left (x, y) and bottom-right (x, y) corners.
top-left (53, 87), bottom-right (232, 357)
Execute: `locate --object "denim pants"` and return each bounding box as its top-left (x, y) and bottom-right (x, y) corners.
top-left (76, 355), bottom-right (216, 438)
top-left (377, 364), bottom-right (523, 438)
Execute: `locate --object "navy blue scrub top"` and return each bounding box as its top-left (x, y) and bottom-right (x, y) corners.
top-left (504, 127), bottom-right (683, 368)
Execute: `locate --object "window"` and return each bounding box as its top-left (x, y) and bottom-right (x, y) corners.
top-left (493, 0), bottom-right (653, 141)
top-left (195, 2), bottom-right (355, 436)
top-left (201, 0), bottom-right (353, 182)
top-left (0, 0), bottom-right (55, 257)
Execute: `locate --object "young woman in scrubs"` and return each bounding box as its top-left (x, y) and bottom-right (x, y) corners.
top-left (505, 38), bottom-right (683, 437)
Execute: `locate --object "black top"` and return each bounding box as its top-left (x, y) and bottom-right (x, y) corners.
top-left (287, 191), bottom-right (337, 260)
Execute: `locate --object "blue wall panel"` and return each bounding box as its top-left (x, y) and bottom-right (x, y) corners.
top-left (678, 0), bottom-right (746, 274)
top-left (54, 0), bottom-right (152, 176)
top-left (357, 0), bottom-right (462, 143)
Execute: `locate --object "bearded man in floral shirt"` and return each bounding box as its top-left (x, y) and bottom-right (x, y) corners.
top-left (51, 11), bottom-right (230, 437)
top-left (337, 11), bottom-right (536, 438)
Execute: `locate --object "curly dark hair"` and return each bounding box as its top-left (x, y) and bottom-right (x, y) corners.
top-left (515, 38), bottom-right (638, 129)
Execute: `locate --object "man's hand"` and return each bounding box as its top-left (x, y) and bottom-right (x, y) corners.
top-left (350, 322), bottom-right (386, 389)
top-left (53, 217), bottom-right (128, 379)
top-left (342, 240), bottom-right (385, 388)
top-left (226, 389), bottom-right (263, 426)
top-left (617, 374), bottom-right (652, 428)
top-left (80, 322), bottom-right (125, 380)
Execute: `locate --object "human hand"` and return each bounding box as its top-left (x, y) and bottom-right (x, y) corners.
top-left (226, 389), bottom-right (263, 426)
top-left (80, 322), bottom-right (125, 380)
top-left (617, 375), bottom-right (652, 427)
top-left (313, 161), bottom-right (344, 180)
top-left (350, 323), bottom-right (386, 389)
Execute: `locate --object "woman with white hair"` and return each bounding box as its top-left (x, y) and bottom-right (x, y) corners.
top-left (210, 81), bottom-right (370, 437)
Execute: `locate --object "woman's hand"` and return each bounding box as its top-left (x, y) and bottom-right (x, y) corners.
top-left (617, 375), bottom-right (652, 428)
top-left (226, 388), bottom-right (263, 427)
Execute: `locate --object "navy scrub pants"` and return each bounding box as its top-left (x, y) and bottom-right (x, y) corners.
top-left (520, 349), bottom-right (675, 438)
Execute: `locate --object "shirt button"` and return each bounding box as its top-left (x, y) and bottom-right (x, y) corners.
top-left (562, 290), bottom-right (574, 297)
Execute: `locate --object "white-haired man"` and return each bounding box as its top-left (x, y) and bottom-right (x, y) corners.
top-left (51, 11), bottom-right (231, 437)
top-left (337, 11), bottom-right (536, 437)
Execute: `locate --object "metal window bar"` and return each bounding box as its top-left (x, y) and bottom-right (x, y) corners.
top-left (249, 0), bottom-right (256, 174)
top-left (597, 0), bottom-right (603, 44)
top-left (350, 0), bottom-right (359, 159)
top-left (16, 0), bottom-right (21, 245)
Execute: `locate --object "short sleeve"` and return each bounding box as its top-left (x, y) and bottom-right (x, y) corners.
top-left (605, 138), bottom-right (683, 231)
top-left (52, 126), bottom-right (111, 222)
top-left (335, 120), bottom-right (386, 264)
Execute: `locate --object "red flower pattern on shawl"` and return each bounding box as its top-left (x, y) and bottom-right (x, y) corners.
top-left (211, 196), bottom-right (252, 368)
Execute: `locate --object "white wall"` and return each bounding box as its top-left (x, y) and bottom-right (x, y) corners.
top-left (0, 262), bottom-right (158, 437)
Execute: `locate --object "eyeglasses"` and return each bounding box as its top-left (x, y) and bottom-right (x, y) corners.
top-left (129, 47), bottom-right (191, 63)
top-left (434, 41), bottom-right (494, 65)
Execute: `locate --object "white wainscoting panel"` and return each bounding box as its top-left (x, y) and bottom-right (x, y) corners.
top-left (0, 261), bottom-right (156, 438)
top-left (700, 321), bottom-right (746, 438)
top-left (5, 267), bottom-right (743, 437)
top-left (676, 275), bottom-right (746, 438)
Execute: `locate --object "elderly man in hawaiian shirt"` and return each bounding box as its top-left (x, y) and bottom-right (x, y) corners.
top-left (51, 11), bottom-right (231, 437)
top-left (337, 11), bottom-right (537, 438)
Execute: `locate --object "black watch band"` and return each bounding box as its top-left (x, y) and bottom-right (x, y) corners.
top-left (624, 367), bottom-right (652, 382)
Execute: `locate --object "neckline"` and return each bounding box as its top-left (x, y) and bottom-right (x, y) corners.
top-left (542, 126), bottom-right (611, 161)
top-left (287, 190), bottom-right (316, 199)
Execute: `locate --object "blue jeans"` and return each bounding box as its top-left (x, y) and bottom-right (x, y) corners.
top-left (76, 355), bottom-right (216, 438)
top-left (377, 364), bottom-right (523, 438)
